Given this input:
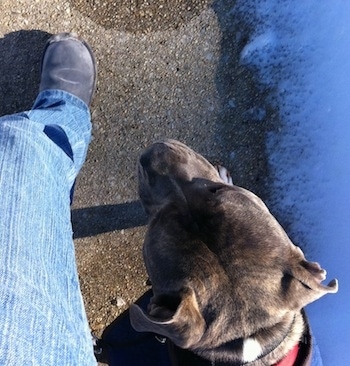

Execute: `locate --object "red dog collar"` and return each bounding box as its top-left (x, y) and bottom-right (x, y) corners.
top-left (274, 344), bottom-right (300, 366)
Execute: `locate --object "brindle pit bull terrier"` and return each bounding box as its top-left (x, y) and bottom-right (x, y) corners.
top-left (130, 139), bottom-right (338, 366)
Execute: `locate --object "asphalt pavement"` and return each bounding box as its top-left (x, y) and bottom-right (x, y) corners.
top-left (0, 1), bottom-right (278, 364)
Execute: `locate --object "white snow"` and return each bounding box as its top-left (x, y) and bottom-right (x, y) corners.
top-left (234, 1), bottom-right (350, 364)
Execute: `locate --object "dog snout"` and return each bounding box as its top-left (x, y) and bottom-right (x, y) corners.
top-left (139, 139), bottom-right (223, 183)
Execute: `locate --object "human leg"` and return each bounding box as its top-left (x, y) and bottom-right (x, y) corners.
top-left (0, 34), bottom-right (97, 365)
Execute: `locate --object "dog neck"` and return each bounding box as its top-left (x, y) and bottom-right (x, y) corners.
top-left (243, 312), bottom-right (305, 366)
top-left (168, 311), bottom-right (313, 366)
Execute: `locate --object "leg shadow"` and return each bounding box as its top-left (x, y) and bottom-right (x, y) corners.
top-left (0, 30), bottom-right (51, 116)
top-left (71, 200), bottom-right (147, 238)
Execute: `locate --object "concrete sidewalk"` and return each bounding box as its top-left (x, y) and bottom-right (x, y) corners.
top-left (0, 0), bottom-right (276, 363)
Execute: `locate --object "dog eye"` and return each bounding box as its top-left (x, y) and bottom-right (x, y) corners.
top-left (281, 272), bottom-right (293, 294)
top-left (208, 185), bottom-right (223, 194)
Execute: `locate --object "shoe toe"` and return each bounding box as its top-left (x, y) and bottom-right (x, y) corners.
top-left (39, 33), bottom-right (97, 106)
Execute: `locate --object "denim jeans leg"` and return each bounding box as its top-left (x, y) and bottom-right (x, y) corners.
top-left (0, 90), bottom-right (96, 365)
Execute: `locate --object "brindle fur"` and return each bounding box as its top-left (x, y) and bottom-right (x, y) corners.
top-left (130, 140), bottom-right (338, 365)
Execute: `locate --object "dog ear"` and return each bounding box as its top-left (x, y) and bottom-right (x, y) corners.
top-left (130, 287), bottom-right (205, 349)
top-left (283, 249), bottom-right (338, 309)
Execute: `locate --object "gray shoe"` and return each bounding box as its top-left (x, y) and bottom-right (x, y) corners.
top-left (39, 33), bottom-right (97, 106)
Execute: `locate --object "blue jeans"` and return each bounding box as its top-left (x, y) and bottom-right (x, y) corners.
top-left (0, 90), bottom-right (96, 365)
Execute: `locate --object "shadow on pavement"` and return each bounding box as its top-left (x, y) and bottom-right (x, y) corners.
top-left (71, 200), bottom-right (147, 238)
top-left (0, 30), bottom-right (51, 117)
top-left (212, 0), bottom-right (275, 199)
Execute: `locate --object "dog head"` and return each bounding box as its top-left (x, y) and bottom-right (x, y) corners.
top-left (130, 139), bottom-right (338, 362)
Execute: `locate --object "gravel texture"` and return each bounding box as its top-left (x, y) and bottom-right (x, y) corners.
top-left (0, 0), bottom-right (278, 362)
